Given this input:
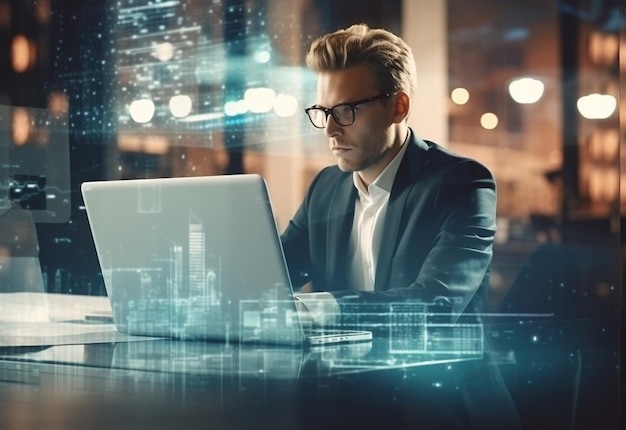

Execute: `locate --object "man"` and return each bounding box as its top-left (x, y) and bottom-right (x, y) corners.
top-left (281, 24), bottom-right (496, 325)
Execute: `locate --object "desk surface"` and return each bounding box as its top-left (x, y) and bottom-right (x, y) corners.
top-left (0, 293), bottom-right (620, 430)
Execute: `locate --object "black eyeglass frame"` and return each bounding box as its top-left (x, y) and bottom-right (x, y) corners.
top-left (304, 93), bottom-right (391, 128)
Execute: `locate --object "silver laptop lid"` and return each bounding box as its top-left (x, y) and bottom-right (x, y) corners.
top-left (81, 174), bottom-right (304, 345)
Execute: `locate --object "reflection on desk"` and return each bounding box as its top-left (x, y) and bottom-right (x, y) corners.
top-left (0, 336), bottom-right (485, 378)
top-left (0, 296), bottom-right (619, 429)
top-left (0, 337), bottom-right (509, 430)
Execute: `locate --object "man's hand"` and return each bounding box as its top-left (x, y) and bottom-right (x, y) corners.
top-left (293, 292), bottom-right (341, 327)
top-left (294, 296), bottom-right (316, 328)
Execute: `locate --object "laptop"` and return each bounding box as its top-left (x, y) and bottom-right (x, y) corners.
top-left (80, 174), bottom-right (371, 346)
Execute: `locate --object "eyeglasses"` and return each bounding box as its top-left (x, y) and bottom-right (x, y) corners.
top-left (304, 93), bottom-right (390, 129)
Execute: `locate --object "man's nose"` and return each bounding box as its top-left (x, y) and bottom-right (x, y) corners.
top-left (324, 114), bottom-right (343, 138)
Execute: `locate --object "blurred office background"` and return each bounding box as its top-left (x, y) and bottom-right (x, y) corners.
top-left (0, 2), bottom-right (623, 428)
top-left (0, 0), bottom-right (622, 320)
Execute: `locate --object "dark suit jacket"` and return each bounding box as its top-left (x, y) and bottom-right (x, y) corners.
top-left (281, 131), bottom-right (496, 315)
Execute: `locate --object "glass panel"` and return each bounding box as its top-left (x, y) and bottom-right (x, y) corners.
top-left (447, 0), bottom-right (621, 316)
top-left (0, 1), bottom-right (620, 428)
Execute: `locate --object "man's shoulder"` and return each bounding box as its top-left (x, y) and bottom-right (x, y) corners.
top-left (410, 136), bottom-right (479, 165)
top-left (408, 137), bottom-right (494, 182)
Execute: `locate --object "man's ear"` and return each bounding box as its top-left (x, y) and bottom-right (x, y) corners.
top-left (392, 91), bottom-right (411, 123)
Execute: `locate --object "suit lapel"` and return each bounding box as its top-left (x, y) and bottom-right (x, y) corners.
top-left (326, 175), bottom-right (356, 290)
top-left (374, 176), bottom-right (408, 291)
top-left (374, 135), bottom-right (430, 290)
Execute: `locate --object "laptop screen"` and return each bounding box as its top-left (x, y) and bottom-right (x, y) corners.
top-left (81, 174), bottom-right (305, 344)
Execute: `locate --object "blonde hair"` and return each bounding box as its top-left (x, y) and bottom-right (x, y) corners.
top-left (306, 24), bottom-right (417, 99)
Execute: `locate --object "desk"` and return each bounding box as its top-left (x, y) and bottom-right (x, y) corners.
top-left (0, 294), bottom-right (620, 429)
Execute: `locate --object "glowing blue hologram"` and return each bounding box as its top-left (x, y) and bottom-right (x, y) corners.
top-left (0, 105), bottom-right (70, 223)
top-left (425, 322), bottom-right (484, 355)
top-left (239, 299), bottom-right (301, 344)
top-left (388, 302), bottom-right (427, 353)
top-left (329, 300), bottom-right (484, 359)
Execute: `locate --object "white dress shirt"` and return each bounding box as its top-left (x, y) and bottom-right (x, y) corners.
top-left (348, 137), bottom-right (409, 291)
top-left (294, 131), bottom-right (410, 326)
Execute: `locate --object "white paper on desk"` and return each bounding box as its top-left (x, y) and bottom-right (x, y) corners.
top-left (0, 292), bottom-right (51, 322)
top-left (0, 292), bottom-right (113, 323)
top-left (0, 321), bottom-right (159, 347)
